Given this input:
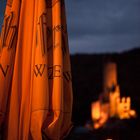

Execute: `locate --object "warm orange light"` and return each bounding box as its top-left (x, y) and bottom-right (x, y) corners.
top-left (117, 97), bottom-right (136, 119)
top-left (99, 103), bottom-right (109, 125)
top-left (129, 110), bottom-right (136, 117)
top-left (109, 85), bottom-right (120, 117)
top-left (0, 0), bottom-right (73, 139)
top-left (91, 62), bottom-right (137, 129)
top-left (91, 101), bottom-right (109, 129)
top-left (91, 101), bottom-right (101, 121)
top-left (103, 63), bottom-right (118, 92)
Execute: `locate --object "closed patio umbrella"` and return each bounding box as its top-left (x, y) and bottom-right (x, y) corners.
top-left (0, 0), bottom-right (73, 139)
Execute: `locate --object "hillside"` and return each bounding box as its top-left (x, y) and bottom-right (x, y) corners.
top-left (70, 48), bottom-right (140, 125)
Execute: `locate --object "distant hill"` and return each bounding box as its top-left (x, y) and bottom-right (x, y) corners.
top-left (70, 47), bottom-right (140, 125)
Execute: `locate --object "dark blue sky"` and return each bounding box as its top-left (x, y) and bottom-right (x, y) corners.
top-left (0, 0), bottom-right (6, 30)
top-left (65, 0), bottom-right (140, 53)
top-left (0, 0), bottom-right (140, 54)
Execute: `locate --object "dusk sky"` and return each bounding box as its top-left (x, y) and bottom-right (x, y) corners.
top-left (0, 0), bottom-right (140, 54)
top-left (0, 0), bottom-right (6, 31)
top-left (65, 0), bottom-right (140, 53)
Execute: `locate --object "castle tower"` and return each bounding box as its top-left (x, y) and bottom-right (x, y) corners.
top-left (103, 62), bottom-right (120, 117)
top-left (103, 62), bottom-right (118, 93)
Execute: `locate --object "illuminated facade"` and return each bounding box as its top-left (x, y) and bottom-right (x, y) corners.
top-left (91, 62), bottom-right (136, 129)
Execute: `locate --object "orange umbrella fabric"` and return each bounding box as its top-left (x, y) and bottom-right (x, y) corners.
top-left (0, 0), bottom-right (73, 139)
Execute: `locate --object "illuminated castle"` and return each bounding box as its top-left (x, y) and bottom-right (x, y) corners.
top-left (91, 62), bottom-right (136, 129)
